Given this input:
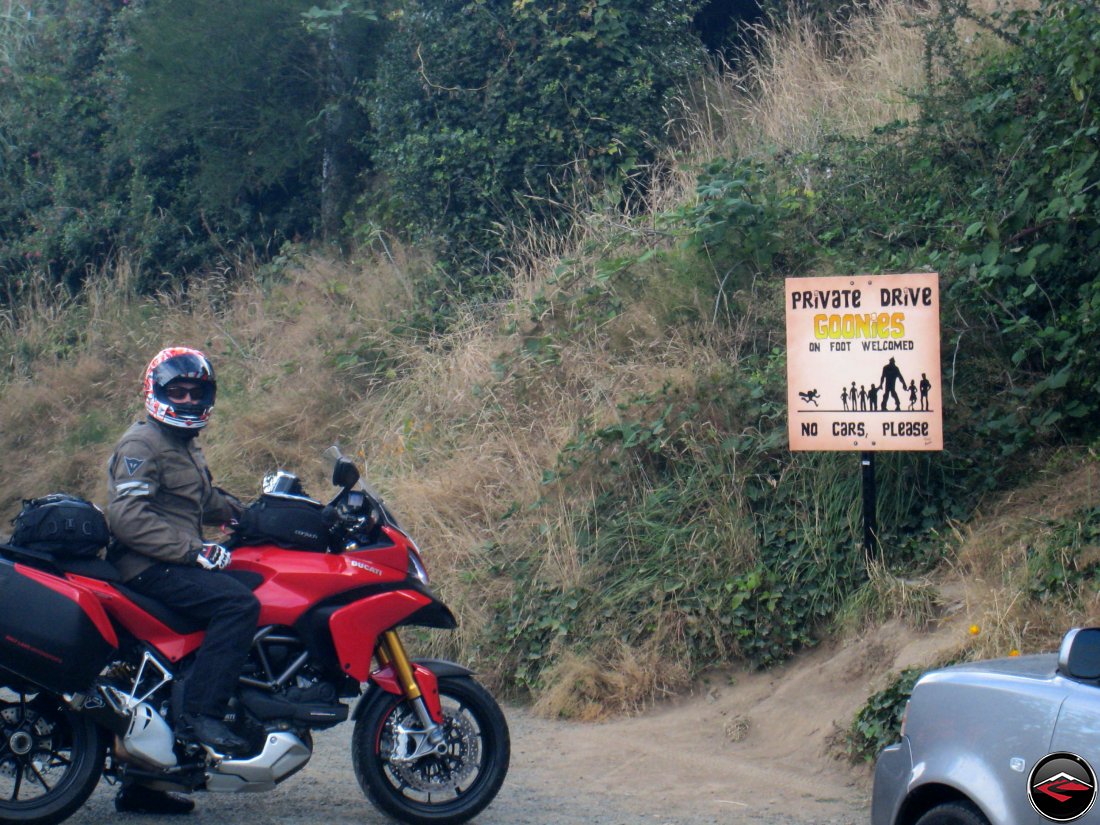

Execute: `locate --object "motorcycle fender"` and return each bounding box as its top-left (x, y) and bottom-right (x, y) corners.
top-left (353, 659), bottom-right (474, 723)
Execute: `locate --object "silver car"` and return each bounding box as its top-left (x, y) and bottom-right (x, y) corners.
top-left (872, 627), bottom-right (1100, 825)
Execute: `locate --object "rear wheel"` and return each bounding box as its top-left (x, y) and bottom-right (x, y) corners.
top-left (914, 800), bottom-right (991, 825)
top-left (352, 675), bottom-right (509, 825)
top-left (0, 684), bottom-right (105, 825)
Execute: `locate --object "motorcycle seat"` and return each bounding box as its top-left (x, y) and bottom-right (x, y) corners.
top-left (0, 541), bottom-right (121, 581)
top-left (110, 570), bottom-right (265, 636)
top-left (110, 583), bottom-right (207, 634)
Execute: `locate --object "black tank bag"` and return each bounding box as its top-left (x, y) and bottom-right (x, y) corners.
top-left (234, 494), bottom-right (332, 553)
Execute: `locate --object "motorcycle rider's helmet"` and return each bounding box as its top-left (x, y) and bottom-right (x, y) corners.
top-left (262, 470), bottom-right (312, 500)
top-left (143, 346), bottom-right (217, 430)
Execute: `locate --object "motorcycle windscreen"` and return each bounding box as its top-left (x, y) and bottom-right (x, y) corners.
top-left (0, 560), bottom-right (117, 693)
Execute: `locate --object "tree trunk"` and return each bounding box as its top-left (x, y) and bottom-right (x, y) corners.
top-left (320, 16), bottom-right (356, 245)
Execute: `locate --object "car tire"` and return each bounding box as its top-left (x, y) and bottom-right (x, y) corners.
top-left (914, 800), bottom-right (990, 825)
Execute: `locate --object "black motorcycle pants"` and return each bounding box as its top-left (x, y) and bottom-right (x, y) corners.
top-left (126, 563), bottom-right (260, 719)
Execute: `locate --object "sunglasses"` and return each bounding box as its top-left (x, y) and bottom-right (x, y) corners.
top-left (164, 384), bottom-right (206, 402)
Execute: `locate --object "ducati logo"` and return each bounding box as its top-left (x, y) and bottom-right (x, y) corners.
top-left (348, 558), bottom-right (384, 576)
top-left (1029, 752), bottom-right (1097, 821)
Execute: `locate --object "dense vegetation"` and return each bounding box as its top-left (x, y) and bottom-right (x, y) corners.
top-left (1, 0), bottom-right (1097, 731)
top-left (0, 0), bottom-right (747, 297)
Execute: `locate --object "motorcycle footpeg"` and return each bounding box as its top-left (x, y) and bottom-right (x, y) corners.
top-left (176, 716), bottom-right (250, 758)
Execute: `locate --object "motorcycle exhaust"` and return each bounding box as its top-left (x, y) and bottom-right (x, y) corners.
top-left (66, 680), bottom-right (178, 768)
top-left (120, 701), bottom-right (178, 768)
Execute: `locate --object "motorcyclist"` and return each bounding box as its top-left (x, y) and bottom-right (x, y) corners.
top-left (106, 346), bottom-right (260, 815)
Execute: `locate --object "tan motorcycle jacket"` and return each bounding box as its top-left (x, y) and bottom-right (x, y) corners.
top-left (106, 418), bottom-right (241, 581)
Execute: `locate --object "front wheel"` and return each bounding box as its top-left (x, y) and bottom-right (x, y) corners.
top-left (0, 683), bottom-right (105, 825)
top-left (352, 675), bottom-right (510, 825)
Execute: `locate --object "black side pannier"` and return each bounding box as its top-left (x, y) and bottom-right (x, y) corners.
top-left (0, 558), bottom-right (117, 692)
top-left (235, 494), bottom-right (331, 553)
top-left (9, 493), bottom-right (110, 559)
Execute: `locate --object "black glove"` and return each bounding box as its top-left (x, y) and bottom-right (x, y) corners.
top-left (195, 542), bottom-right (231, 571)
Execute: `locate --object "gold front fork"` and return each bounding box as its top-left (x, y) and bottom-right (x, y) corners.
top-left (379, 630), bottom-right (423, 701)
top-left (377, 630), bottom-right (447, 754)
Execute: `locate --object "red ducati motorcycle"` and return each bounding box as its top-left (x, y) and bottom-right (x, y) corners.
top-left (0, 447), bottom-right (509, 825)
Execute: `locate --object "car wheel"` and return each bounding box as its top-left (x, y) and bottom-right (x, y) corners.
top-left (914, 800), bottom-right (990, 825)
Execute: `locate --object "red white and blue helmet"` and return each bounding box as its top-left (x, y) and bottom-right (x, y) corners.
top-left (143, 347), bottom-right (216, 430)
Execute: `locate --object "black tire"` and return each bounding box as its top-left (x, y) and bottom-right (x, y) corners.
top-left (352, 675), bottom-right (510, 825)
top-left (0, 684), bottom-right (105, 825)
top-left (914, 800), bottom-right (991, 825)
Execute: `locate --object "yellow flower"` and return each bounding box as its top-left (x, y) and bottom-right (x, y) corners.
top-left (969, 624), bottom-right (980, 635)
top-left (1009, 649), bottom-right (1020, 657)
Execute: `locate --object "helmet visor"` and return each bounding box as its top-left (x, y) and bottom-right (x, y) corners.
top-left (163, 381), bottom-right (215, 405)
top-left (150, 352), bottom-right (214, 386)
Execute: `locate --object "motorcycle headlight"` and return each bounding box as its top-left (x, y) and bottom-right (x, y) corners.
top-left (407, 547), bottom-right (430, 586)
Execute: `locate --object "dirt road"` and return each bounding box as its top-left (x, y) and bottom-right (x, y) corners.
top-left (66, 618), bottom-right (977, 824)
top-left (67, 703), bottom-right (869, 825)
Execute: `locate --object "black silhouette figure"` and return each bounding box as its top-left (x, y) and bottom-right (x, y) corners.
top-left (850, 381), bottom-right (857, 405)
top-left (799, 388), bottom-right (820, 406)
top-left (859, 385), bottom-right (867, 411)
top-left (908, 380), bottom-right (918, 410)
top-left (841, 388), bottom-right (849, 411)
top-left (879, 357), bottom-right (907, 412)
top-left (868, 383), bottom-right (880, 411)
top-left (919, 373), bottom-right (932, 411)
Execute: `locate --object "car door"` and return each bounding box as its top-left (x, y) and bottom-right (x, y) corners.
top-left (1046, 680), bottom-right (1100, 823)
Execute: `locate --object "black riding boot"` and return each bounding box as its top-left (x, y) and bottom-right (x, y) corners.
top-left (115, 784), bottom-right (195, 815)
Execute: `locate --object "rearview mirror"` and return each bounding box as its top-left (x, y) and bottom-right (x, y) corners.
top-left (331, 458), bottom-right (360, 490)
top-left (1058, 627), bottom-right (1100, 680)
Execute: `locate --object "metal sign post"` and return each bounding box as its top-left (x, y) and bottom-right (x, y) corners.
top-left (861, 452), bottom-right (877, 561)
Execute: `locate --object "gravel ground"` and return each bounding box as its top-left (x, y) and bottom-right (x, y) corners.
top-left (61, 703), bottom-right (870, 825)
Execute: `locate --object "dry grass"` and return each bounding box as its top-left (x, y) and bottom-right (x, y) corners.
top-left (835, 561), bottom-right (944, 635)
top-left (940, 448), bottom-right (1100, 659)
top-left (0, 0), bottom-right (1076, 714)
top-left (955, 580), bottom-right (1100, 663)
top-left (677, 0), bottom-right (927, 163)
top-left (955, 450), bottom-right (1099, 579)
top-left (829, 447), bottom-right (1098, 667)
top-left (532, 642), bottom-right (691, 721)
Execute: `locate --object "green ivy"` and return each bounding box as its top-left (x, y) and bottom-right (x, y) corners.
top-left (1026, 506), bottom-right (1100, 603)
top-left (367, 0), bottom-right (706, 285)
top-left (670, 0), bottom-right (1100, 458)
top-left (846, 667), bottom-right (924, 763)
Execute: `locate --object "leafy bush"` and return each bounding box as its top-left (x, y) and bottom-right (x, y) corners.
top-left (1026, 506), bottom-right (1100, 603)
top-left (367, 0), bottom-right (706, 286)
top-left (0, 0), bottom-right (122, 293)
top-left (0, 0), bottom-right (384, 295)
top-left (912, 0), bottom-right (1100, 447)
top-left (481, 0), bottom-right (1100, 702)
top-left (846, 666), bottom-right (923, 762)
top-left (108, 0), bottom-right (337, 284)
top-left (675, 0), bottom-right (1100, 458)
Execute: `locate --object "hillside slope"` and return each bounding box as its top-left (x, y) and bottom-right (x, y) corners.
top-left (1, 0), bottom-right (1097, 743)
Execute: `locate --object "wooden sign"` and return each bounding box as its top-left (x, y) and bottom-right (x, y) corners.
top-left (785, 273), bottom-right (942, 451)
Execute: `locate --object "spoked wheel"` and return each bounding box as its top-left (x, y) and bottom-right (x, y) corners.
top-left (352, 675), bottom-right (510, 825)
top-left (0, 683), bottom-right (105, 825)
